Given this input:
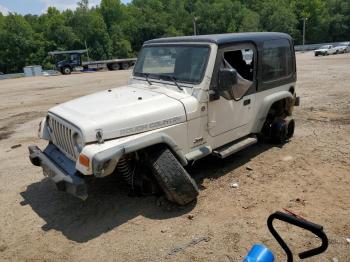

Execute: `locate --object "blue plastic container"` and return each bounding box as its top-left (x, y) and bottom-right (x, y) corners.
top-left (243, 244), bottom-right (275, 262)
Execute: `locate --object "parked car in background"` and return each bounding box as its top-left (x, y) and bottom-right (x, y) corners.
top-left (337, 42), bottom-right (350, 53)
top-left (334, 45), bottom-right (347, 54)
top-left (314, 45), bottom-right (337, 56)
top-left (314, 45), bottom-right (331, 56)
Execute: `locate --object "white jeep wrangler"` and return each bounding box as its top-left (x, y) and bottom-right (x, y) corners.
top-left (29, 32), bottom-right (299, 205)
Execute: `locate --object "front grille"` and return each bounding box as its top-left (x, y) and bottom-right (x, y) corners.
top-left (48, 115), bottom-right (79, 161)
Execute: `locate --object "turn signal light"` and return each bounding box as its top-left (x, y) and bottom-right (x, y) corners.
top-left (79, 154), bottom-right (90, 167)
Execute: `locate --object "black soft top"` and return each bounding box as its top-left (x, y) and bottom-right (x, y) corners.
top-left (145, 32), bottom-right (292, 46)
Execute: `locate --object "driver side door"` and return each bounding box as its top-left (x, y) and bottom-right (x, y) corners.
top-left (208, 43), bottom-right (257, 142)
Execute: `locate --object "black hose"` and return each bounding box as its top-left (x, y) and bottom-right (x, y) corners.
top-left (267, 211), bottom-right (328, 261)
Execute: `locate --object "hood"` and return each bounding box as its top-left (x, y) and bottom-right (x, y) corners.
top-left (57, 60), bottom-right (70, 66)
top-left (49, 85), bottom-right (187, 142)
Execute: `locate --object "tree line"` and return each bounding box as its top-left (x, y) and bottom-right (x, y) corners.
top-left (0, 0), bottom-right (349, 73)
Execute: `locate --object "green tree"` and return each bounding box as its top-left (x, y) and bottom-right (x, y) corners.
top-left (0, 14), bottom-right (36, 73)
top-left (238, 8), bottom-right (260, 32)
top-left (255, 0), bottom-right (298, 35)
top-left (41, 7), bottom-right (80, 50)
top-left (194, 0), bottom-right (243, 34)
top-left (327, 0), bottom-right (350, 41)
top-left (109, 24), bottom-right (132, 57)
top-left (100, 0), bottom-right (124, 29)
top-left (1, 0), bottom-right (349, 72)
top-left (291, 0), bottom-right (330, 43)
top-left (0, 12), bottom-right (4, 27)
top-left (68, 2), bottom-right (112, 59)
top-left (121, 0), bottom-right (169, 51)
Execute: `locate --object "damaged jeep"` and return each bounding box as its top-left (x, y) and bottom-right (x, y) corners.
top-left (29, 32), bottom-right (299, 205)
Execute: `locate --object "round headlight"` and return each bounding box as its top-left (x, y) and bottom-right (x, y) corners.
top-left (73, 132), bottom-right (83, 152)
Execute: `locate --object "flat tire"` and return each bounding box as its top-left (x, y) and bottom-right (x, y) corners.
top-left (146, 145), bottom-right (199, 205)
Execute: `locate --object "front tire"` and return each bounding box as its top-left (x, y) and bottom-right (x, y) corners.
top-left (146, 145), bottom-right (199, 205)
top-left (61, 66), bottom-right (72, 75)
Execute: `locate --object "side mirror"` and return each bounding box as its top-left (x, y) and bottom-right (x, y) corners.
top-left (218, 68), bottom-right (237, 91)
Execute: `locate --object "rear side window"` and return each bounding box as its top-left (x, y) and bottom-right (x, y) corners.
top-left (262, 39), bottom-right (293, 82)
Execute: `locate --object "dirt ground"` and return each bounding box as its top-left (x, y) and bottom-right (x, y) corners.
top-left (0, 52), bottom-right (349, 262)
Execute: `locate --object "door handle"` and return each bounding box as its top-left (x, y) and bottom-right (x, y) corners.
top-left (243, 99), bottom-right (251, 106)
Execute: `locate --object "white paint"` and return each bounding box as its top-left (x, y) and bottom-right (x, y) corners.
top-left (49, 85), bottom-right (187, 142)
top-left (38, 40), bottom-right (296, 177)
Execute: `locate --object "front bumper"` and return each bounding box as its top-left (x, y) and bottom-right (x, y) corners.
top-left (28, 144), bottom-right (88, 200)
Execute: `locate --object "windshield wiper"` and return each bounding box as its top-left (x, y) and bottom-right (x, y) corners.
top-left (171, 76), bottom-right (183, 91)
top-left (143, 73), bottom-right (152, 85)
top-left (158, 75), bottom-right (183, 91)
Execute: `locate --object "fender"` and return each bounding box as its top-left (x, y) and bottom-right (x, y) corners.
top-left (91, 132), bottom-right (188, 177)
top-left (253, 91), bottom-right (293, 132)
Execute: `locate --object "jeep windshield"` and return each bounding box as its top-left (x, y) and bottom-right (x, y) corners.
top-left (133, 45), bottom-right (210, 85)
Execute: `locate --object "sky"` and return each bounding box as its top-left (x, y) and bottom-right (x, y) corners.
top-left (0, 0), bottom-right (130, 15)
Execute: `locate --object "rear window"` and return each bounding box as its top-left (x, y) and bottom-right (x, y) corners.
top-left (262, 39), bottom-right (293, 82)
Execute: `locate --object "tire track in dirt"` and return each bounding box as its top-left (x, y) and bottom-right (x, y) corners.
top-left (0, 111), bottom-right (46, 141)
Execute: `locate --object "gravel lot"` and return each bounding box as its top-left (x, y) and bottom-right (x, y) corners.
top-left (0, 52), bottom-right (349, 261)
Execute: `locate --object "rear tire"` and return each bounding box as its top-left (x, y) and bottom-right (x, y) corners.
top-left (107, 63), bottom-right (120, 71)
top-left (271, 119), bottom-right (288, 144)
top-left (146, 145), bottom-right (199, 205)
top-left (270, 118), bottom-right (295, 144)
top-left (286, 118), bottom-right (295, 139)
top-left (121, 62), bottom-right (129, 70)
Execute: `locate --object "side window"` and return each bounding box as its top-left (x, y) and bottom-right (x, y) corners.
top-left (220, 48), bottom-right (254, 100)
top-left (70, 54), bottom-right (80, 63)
top-left (223, 49), bottom-right (254, 81)
top-left (262, 39), bottom-right (292, 82)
